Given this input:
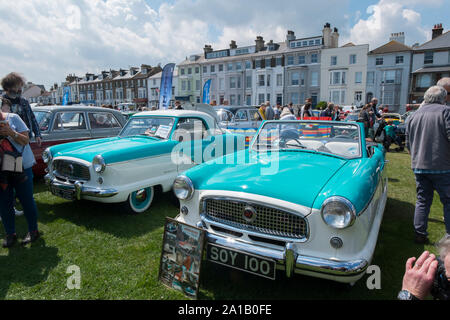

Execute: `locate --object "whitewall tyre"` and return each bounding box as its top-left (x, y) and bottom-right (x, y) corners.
top-left (123, 186), bottom-right (154, 214)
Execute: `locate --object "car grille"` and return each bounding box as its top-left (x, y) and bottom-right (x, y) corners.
top-left (53, 159), bottom-right (90, 182)
top-left (202, 198), bottom-right (308, 239)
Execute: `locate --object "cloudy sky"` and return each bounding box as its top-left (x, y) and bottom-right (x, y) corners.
top-left (0, 0), bottom-right (448, 89)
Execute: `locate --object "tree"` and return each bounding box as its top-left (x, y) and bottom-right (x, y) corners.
top-left (316, 101), bottom-right (328, 110)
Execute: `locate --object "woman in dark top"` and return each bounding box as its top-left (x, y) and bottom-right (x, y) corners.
top-left (302, 104), bottom-right (312, 118)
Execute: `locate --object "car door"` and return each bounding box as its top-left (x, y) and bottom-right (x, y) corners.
top-left (249, 109), bottom-right (262, 129)
top-left (173, 117), bottom-right (214, 173)
top-left (234, 109), bottom-right (249, 130)
top-left (88, 111), bottom-right (123, 138)
top-left (365, 142), bottom-right (386, 223)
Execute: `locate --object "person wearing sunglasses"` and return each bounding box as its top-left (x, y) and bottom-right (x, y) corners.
top-left (1, 73), bottom-right (42, 148)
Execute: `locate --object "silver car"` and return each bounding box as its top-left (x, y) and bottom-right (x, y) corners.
top-left (32, 105), bottom-right (126, 176)
top-left (215, 106), bottom-right (263, 136)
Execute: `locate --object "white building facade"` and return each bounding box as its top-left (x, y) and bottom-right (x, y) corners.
top-left (148, 69), bottom-right (179, 108)
top-left (320, 43), bottom-right (369, 107)
top-left (366, 33), bottom-right (412, 113)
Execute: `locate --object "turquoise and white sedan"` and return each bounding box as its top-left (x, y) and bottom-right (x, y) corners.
top-left (44, 110), bottom-right (245, 214)
top-left (174, 120), bottom-right (388, 284)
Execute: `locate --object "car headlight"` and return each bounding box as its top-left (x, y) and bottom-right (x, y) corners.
top-left (173, 175), bottom-right (194, 200)
top-left (92, 155), bottom-right (106, 173)
top-left (321, 196), bottom-right (356, 229)
top-left (42, 148), bottom-right (52, 164)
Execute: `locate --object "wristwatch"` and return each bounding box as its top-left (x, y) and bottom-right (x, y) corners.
top-left (13, 131), bottom-right (18, 139)
top-left (397, 290), bottom-right (420, 300)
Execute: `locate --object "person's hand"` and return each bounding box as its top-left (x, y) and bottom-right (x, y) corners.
top-left (36, 136), bottom-right (42, 147)
top-left (402, 251), bottom-right (438, 300)
top-left (0, 122), bottom-right (14, 137)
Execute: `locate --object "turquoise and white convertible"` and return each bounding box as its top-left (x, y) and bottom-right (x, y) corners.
top-left (44, 110), bottom-right (245, 214)
top-left (174, 120), bottom-right (388, 284)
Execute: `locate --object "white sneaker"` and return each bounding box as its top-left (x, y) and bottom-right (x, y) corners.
top-left (14, 208), bottom-right (24, 216)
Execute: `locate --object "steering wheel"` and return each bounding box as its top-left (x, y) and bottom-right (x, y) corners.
top-left (333, 135), bottom-right (351, 139)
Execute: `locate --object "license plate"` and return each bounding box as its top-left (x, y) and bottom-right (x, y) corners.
top-left (50, 185), bottom-right (75, 200)
top-left (206, 243), bottom-right (276, 280)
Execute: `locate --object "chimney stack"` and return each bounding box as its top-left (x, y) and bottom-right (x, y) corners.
top-left (323, 22), bottom-right (332, 48)
top-left (389, 32), bottom-right (405, 44)
top-left (203, 44), bottom-right (213, 55)
top-left (432, 23), bottom-right (443, 39)
top-left (229, 40), bottom-right (237, 49)
top-left (286, 30), bottom-right (295, 44)
top-left (255, 36), bottom-right (265, 52)
top-left (331, 27), bottom-right (339, 48)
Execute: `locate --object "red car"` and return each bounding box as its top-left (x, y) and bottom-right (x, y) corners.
top-left (31, 105), bottom-right (127, 176)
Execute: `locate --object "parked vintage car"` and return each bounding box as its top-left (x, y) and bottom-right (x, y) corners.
top-left (215, 106), bottom-right (263, 146)
top-left (44, 109), bottom-right (245, 214)
top-left (174, 120), bottom-right (387, 284)
top-left (31, 105), bottom-right (126, 176)
top-left (395, 111), bottom-right (416, 143)
top-left (382, 113), bottom-right (403, 124)
top-left (344, 112), bottom-right (360, 122)
top-left (216, 106), bottom-right (262, 132)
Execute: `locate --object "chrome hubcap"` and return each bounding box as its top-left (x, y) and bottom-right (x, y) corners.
top-left (135, 189), bottom-right (147, 202)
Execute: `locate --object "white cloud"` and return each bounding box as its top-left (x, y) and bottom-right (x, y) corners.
top-left (0, 0), bottom-right (444, 89)
top-left (344, 0), bottom-right (429, 49)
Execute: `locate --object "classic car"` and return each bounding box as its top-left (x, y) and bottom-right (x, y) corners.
top-left (344, 112), bottom-right (360, 122)
top-left (395, 111), bottom-right (415, 143)
top-left (215, 106), bottom-right (264, 147)
top-left (216, 105), bottom-right (262, 135)
top-left (44, 109), bottom-right (246, 214)
top-left (174, 120), bottom-right (388, 284)
top-left (382, 113), bottom-right (403, 124)
top-left (31, 105), bottom-right (126, 176)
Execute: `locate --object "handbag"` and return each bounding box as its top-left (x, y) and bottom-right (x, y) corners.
top-left (0, 138), bottom-right (24, 173)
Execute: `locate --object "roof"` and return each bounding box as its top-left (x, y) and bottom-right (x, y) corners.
top-left (178, 41), bottom-right (323, 66)
top-left (149, 69), bottom-right (179, 79)
top-left (31, 105), bottom-right (124, 115)
top-left (369, 40), bottom-right (412, 55)
top-left (412, 65), bottom-right (450, 73)
top-left (135, 110), bottom-right (215, 119)
top-left (215, 106), bottom-right (258, 113)
top-left (341, 42), bottom-right (355, 47)
top-left (414, 31), bottom-right (450, 51)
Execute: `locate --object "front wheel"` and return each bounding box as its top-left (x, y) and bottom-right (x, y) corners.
top-left (122, 186), bottom-right (154, 214)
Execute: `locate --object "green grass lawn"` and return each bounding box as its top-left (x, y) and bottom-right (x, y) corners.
top-left (0, 151), bottom-right (447, 300)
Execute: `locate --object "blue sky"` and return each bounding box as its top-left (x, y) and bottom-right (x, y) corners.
top-left (0, 0), bottom-right (448, 88)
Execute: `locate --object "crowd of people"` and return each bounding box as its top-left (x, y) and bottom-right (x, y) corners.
top-left (255, 98), bottom-right (343, 121)
top-left (0, 70), bottom-right (449, 299)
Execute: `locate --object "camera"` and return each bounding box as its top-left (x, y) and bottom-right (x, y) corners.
top-left (431, 258), bottom-right (450, 300)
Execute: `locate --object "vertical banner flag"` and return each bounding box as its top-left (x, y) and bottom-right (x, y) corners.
top-left (202, 79), bottom-right (211, 104)
top-left (62, 87), bottom-right (71, 106)
top-left (159, 63), bottom-right (175, 109)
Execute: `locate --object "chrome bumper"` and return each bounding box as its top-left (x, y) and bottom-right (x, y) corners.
top-left (206, 232), bottom-right (368, 278)
top-left (45, 174), bottom-right (118, 200)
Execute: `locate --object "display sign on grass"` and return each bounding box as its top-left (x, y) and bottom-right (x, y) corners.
top-left (158, 217), bottom-right (206, 299)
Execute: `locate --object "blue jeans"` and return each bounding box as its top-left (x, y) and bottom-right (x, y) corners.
top-left (0, 168), bottom-right (39, 235)
top-left (414, 173), bottom-right (450, 237)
